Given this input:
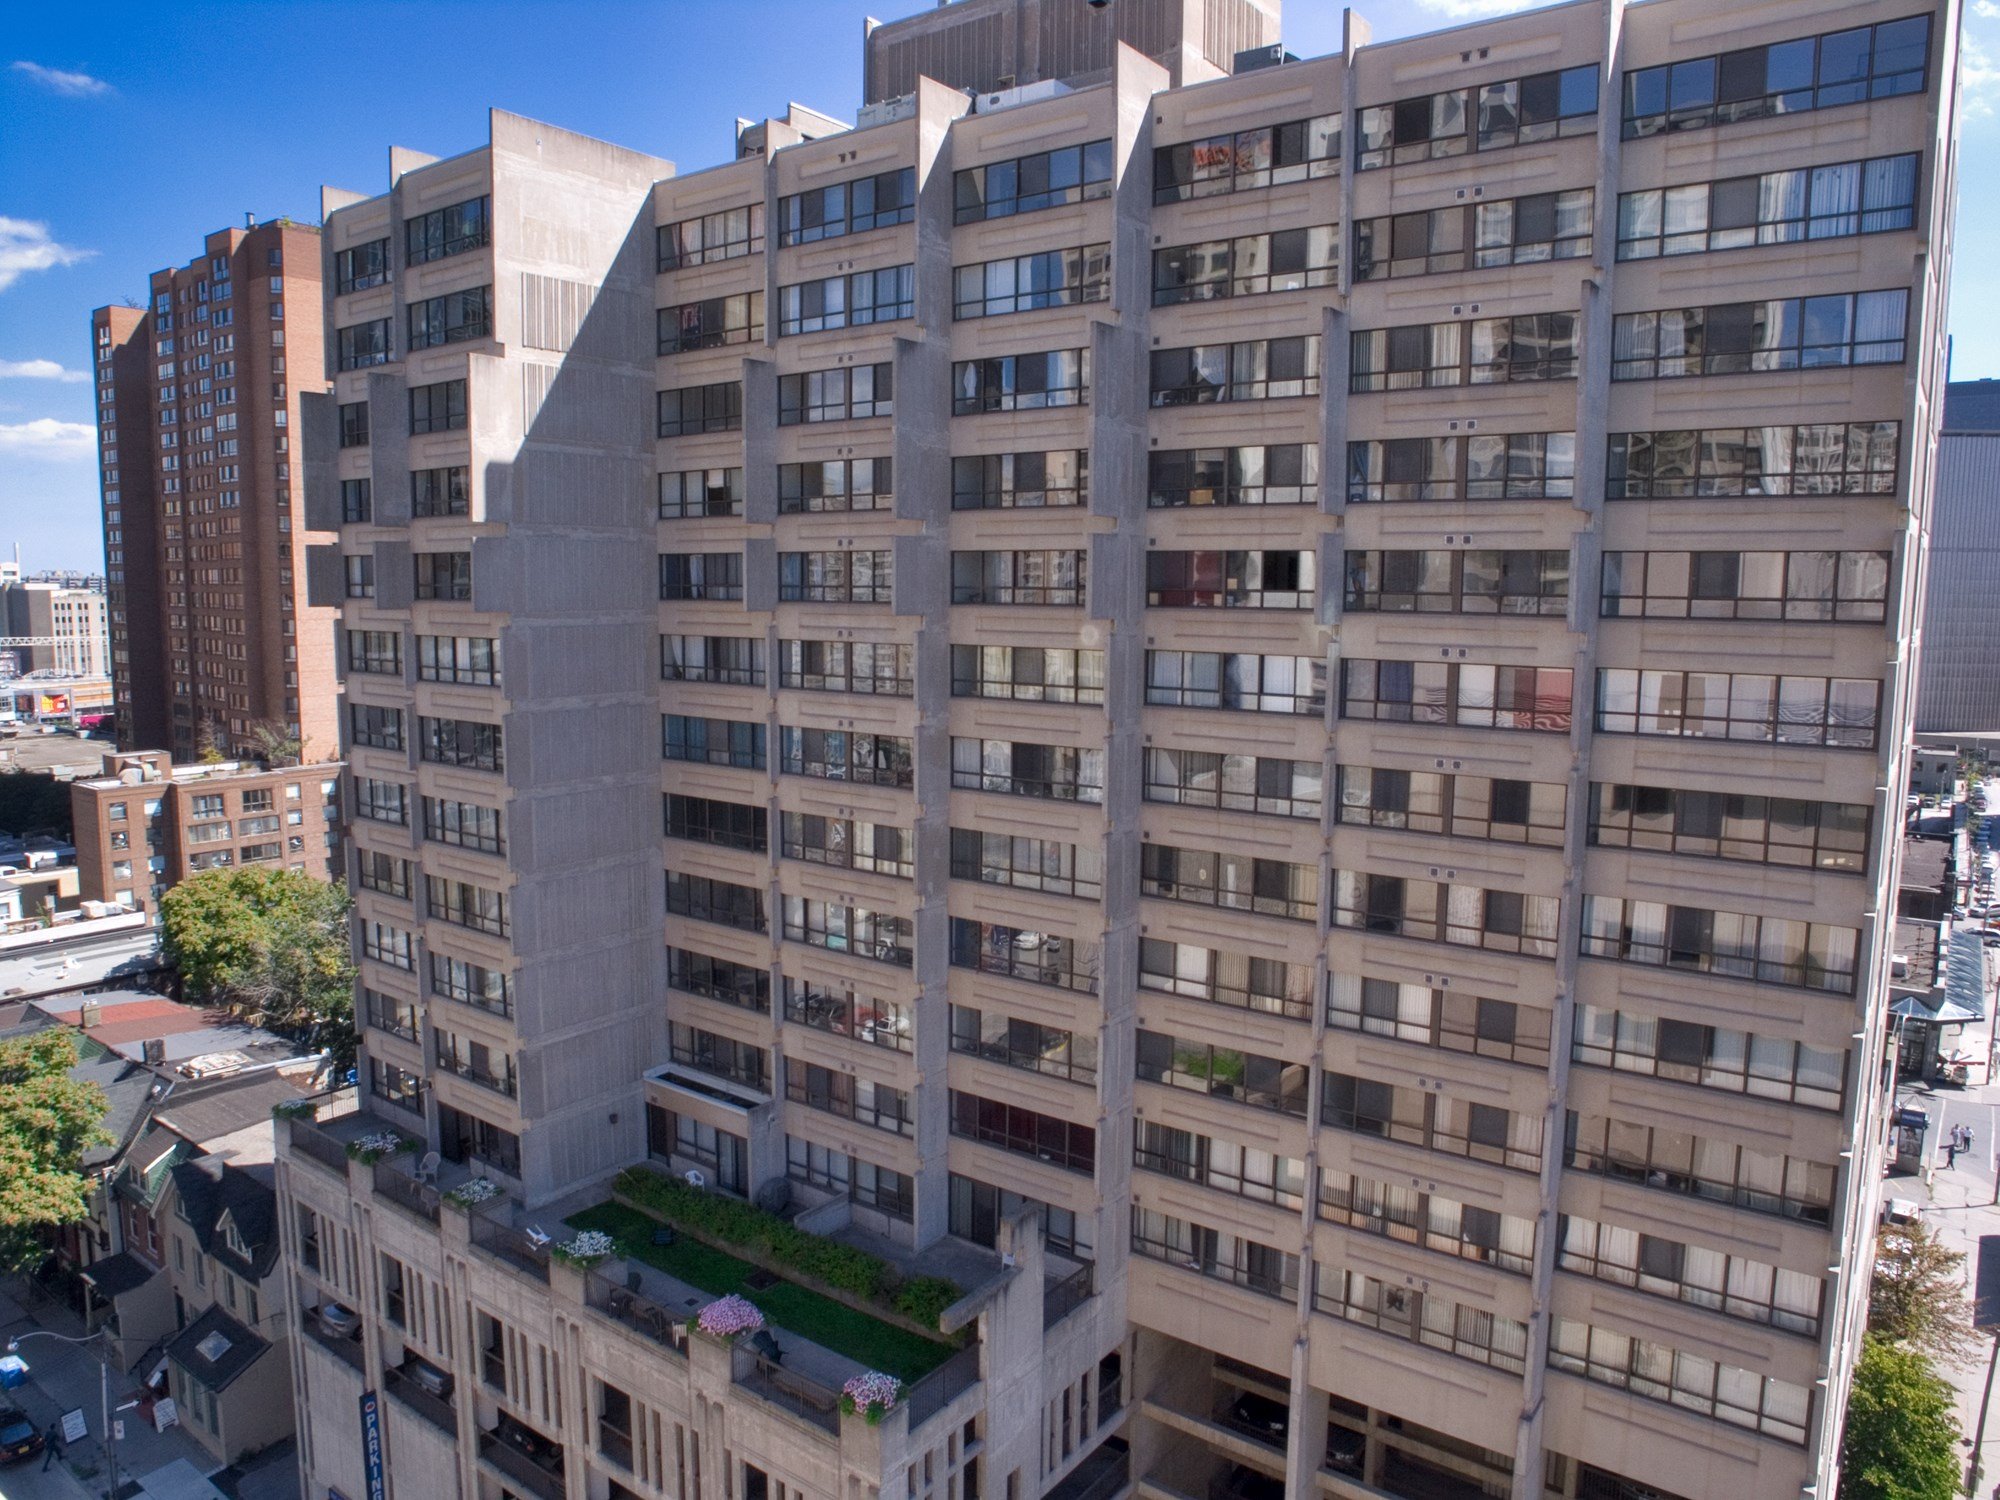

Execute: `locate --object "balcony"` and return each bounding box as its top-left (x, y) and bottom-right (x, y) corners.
top-left (1213, 1391), bottom-right (1288, 1453)
top-left (470, 1213), bottom-right (550, 1284)
top-left (584, 1272), bottom-right (690, 1357)
top-left (1044, 1260), bottom-right (1095, 1329)
top-left (300, 1307), bottom-right (365, 1373)
top-left (736, 1356), bottom-right (840, 1434)
top-left (288, 1115), bottom-right (351, 1177)
top-left (479, 1420), bottom-right (565, 1500)
top-left (1046, 1439), bottom-right (1130, 1500)
top-left (372, 1160), bottom-right (439, 1224)
top-left (383, 1364), bottom-right (457, 1437)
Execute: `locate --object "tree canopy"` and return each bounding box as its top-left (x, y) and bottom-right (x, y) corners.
top-left (0, 1030), bottom-right (110, 1271)
top-left (0, 770), bottom-right (74, 842)
top-left (1840, 1334), bottom-right (1963, 1500)
top-left (1870, 1219), bottom-right (1980, 1368)
top-left (160, 866), bottom-right (356, 1067)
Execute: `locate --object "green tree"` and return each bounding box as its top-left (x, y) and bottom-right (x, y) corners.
top-left (1871, 1219), bottom-right (1980, 1368)
top-left (0, 1030), bottom-right (110, 1271)
top-left (1840, 1334), bottom-right (1962, 1500)
top-left (161, 867), bottom-right (357, 1068)
top-left (0, 770), bottom-right (74, 841)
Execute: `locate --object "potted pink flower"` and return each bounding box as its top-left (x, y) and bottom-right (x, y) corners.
top-left (692, 1294), bottom-right (765, 1342)
top-left (841, 1371), bottom-right (902, 1425)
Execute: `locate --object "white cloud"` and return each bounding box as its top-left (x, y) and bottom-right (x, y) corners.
top-left (1976, 1), bottom-right (2000, 20)
top-left (0, 217), bottom-right (92, 292)
top-left (0, 358), bottom-right (87, 383)
top-left (1964, 29), bottom-right (2000, 119)
top-left (0, 418), bottom-right (96, 457)
top-left (10, 61), bottom-right (110, 97)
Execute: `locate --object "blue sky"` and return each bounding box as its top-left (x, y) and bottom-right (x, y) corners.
top-left (2, 0), bottom-right (1995, 571)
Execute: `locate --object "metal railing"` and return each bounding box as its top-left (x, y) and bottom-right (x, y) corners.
top-left (478, 1431), bottom-right (566, 1500)
top-left (300, 1309), bottom-right (364, 1372)
top-left (585, 1273), bottom-right (689, 1357)
top-left (1044, 1261), bottom-right (1095, 1328)
top-left (736, 1357), bottom-right (840, 1434)
top-left (383, 1365), bottom-right (457, 1436)
top-left (470, 1214), bottom-right (549, 1283)
top-left (288, 1116), bottom-right (350, 1175)
top-left (904, 1341), bottom-right (982, 1430)
top-left (372, 1161), bottom-right (440, 1224)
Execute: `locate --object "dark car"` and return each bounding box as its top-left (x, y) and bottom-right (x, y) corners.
top-left (0, 1407), bottom-right (44, 1464)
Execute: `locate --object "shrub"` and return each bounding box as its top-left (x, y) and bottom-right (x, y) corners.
top-left (894, 1277), bottom-right (960, 1329)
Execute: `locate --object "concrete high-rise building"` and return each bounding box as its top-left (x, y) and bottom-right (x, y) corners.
top-left (1915, 379), bottom-right (2000, 733)
top-left (277, 3), bottom-right (1961, 1500)
top-left (90, 221), bottom-right (341, 761)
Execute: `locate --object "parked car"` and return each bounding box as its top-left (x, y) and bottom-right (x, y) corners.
top-left (0, 1407), bottom-right (43, 1464)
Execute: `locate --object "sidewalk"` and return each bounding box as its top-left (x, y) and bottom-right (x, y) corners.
top-left (0, 1278), bottom-right (219, 1500)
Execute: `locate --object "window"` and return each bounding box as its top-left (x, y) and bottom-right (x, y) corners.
top-left (782, 898), bottom-right (913, 966)
top-left (1608, 422), bottom-right (1899, 497)
top-left (1333, 871), bottom-right (1561, 957)
top-left (1153, 228), bottom-right (1337, 304)
top-left (952, 1004), bottom-right (1097, 1083)
top-left (662, 635), bottom-right (763, 686)
top-left (1589, 782), bottom-right (1869, 873)
top-left (951, 827), bottom-right (1102, 899)
top-left (949, 450), bottom-right (1087, 512)
top-left (952, 549), bottom-right (1085, 606)
top-left (1622, 14), bottom-right (1931, 139)
top-left (658, 292), bottom-right (764, 351)
top-left (424, 796), bottom-right (504, 854)
top-left (1572, 1003), bottom-right (1846, 1112)
top-left (780, 266), bottom-right (913, 334)
top-left (1143, 748), bottom-right (1321, 819)
top-left (782, 976), bottom-right (910, 1050)
top-left (1149, 445), bottom-right (1316, 508)
top-left (1617, 153), bottom-right (1919, 259)
top-left (658, 552), bottom-right (744, 601)
top-left (670, 948), bottom-right (770, 1012)
top-left (1132, 1209), bottom-right (1297, 1300)
top-left (785, 1060), bottom-right (911, 1134)
top-left (664, 714), bottom-right (765, 769)
top-left (1136, 1031), bottom-right (1308, 1115)
top-left (666, 794), bottom-right (768, 853)
top-left (1601, 549), bottom-right (1891, 621)
top-left (1137, 938), bottom-right (1309, 1019)
top-left (1344, 549), bottom-right (1569, 615)
top-left (1350, 315), bottom-right (1577, 390)
top-left (1320, 1168), bottom-right (1535, 1274)
top-left (406, 195), bottom-right (489, 263)
top-left (1326, 974), bottom-right (1553, 1067)
top-left (779, 726), bottom-right (912, 786)
top-left (1336, 766), bottom-right (1566, 846)
top-left (1566, 1111), bottom-right (1835, 1224)
top-left (1155, 114), bottom-right (1339, 201)
top-left (1144, 651), bottom-right (1325, 715)
top-left (1548, 1319), bottom-right (1811, 1445)
top-left (338, 401), bottom-right (369, 448)
top-left (408, 286), bottom-right (493, 348)
top-left (356, 849), bottom-right (412, 899)
top-left (778, 167), bottom-right (916, 245)
top-left (1151, 336), bottom-right (1320, 404)
top-left (414, 551), bottom-right (472, 600)
top-left (661, 467), bottom-right (744, 519)
top-left (1358, 64), bottom-right (1597, 169)
top-left (341, 478), bottom-right (372, 522)
top-left (1347, 433), bottom-right (1576, 503)
top-left (950, 1091), bottom-right (1094, 1173)
top-left (337, 319), bottom-right (392, 371)
top-left (1340, 660), bottom-right (1574, 732)
top-left (1137, 1123), bottom-right (1305, 1209)
top-left (417, 635), bottom-right (499, 685)
top-left (658, 382), bottom-right (743, 436)
top-left (673, 1023), bottom-right (768, 1092)
top-left (1354, 190), bottom-right (1593, 278)
top-left (430, 953), bottom-right (512, 1016)
top-left (781, 639), bottom-right (913, 696)
top-left (952, 645), bottom-right (1105, 704)
top-left (362, 920), bottom-right (415, 970)
top-left (666, 872), bottom-right (767, 932)
top-left (353, 779), bottom-right (409, 826)
top-left (1323, 1071), bottom-right (1542, 1171)
top-left (1141, 843), bottom-right (1314, 920)
top-left (1594, 668), bottom-right (1880, 747)
top-left (658, 203), bottom-right (763, 269)
top-left (777, 363), bottom-right (891, 424)
top-left (409, 379), bottom-right (468, 434)
top-left (1317, 1269), bottom-right (1530, 1373)
top-left (1146, 549), bottom-right (1314, 609)
top-left (958, 139), bottom-right (1114, 221)
top-left (419, 716), bottom-right (503, 772)
top-left (955, 246), bottom-right (1109, 318)
top-left (427, 875), bottom-right (508, 936)
top-left (345, 630), bottom-right (401, 676)
top-left (780, 458), bottom-right (891, 513)
top-left (1611, 289), bottom-right (1909, 379)
top-left (951, 738), bottom-right (1103, 803)
top-left (953, 351), bottom-right (1088, 414)
top-left (1579, 894), bottom-right (1859, 994)
top-left (780, 549), bottom-right (892, 603)
top-left (950, 917), bottom-right (1097, 994)
top-left (411, 465), bottom-right (470, 517)
top-left (335, 238), bottom-right (390, 295)
top-left (344, 555), bottom-right (375, 599)
top-left (782, 814), bottom-right (911, 876)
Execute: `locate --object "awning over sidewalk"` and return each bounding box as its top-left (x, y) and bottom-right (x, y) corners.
top-left (134, 1459), bottom-right (229, 1500)
top-left (1945, 929), bottom-right (1990, 1021)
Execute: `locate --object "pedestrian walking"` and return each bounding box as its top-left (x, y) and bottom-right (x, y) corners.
top-left (1949, 1140), bottom-right (1960, 1169)
top-left (41, 1421), bottom-right (60, 1471)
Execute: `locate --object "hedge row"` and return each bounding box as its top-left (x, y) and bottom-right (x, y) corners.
top-left (614, 1168), bottom-right (963, 1328)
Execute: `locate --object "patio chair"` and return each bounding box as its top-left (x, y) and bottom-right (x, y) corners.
top-left (412, 1151), bottom-right (440, 1184)
top-left (749, 1329), bottom-right (783, 1365)
top-left (523, 1224), bottom-right (552, 1249)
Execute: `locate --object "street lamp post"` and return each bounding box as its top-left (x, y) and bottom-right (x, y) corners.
top-left (6, 1327), bottom-right (124, 1500)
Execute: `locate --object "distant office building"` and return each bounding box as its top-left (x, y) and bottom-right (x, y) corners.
top-left (1916, 380), bottom-right (2000, 732)
top-left (71, 749), bottom-right (344, 918)
top-left (0, 572), bottom-right (110, 679)
top-left (89, 221), bottom-right (341, 761)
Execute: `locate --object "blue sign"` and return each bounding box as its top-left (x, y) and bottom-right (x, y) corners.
top-left (358, 1391), bottom-right (385, 1500)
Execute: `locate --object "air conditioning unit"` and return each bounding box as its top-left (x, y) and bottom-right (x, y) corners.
top-left (404, 1358), bottom-right (453, 1399)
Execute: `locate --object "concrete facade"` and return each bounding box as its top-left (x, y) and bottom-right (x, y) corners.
top-left (0, 575), bottom-right (110, 680)
top-left (280, 2), bottom-right (1961, 1499)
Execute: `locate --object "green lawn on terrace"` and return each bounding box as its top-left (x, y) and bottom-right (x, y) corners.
top-left (564, 1201), bottom-right (955, 1382)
